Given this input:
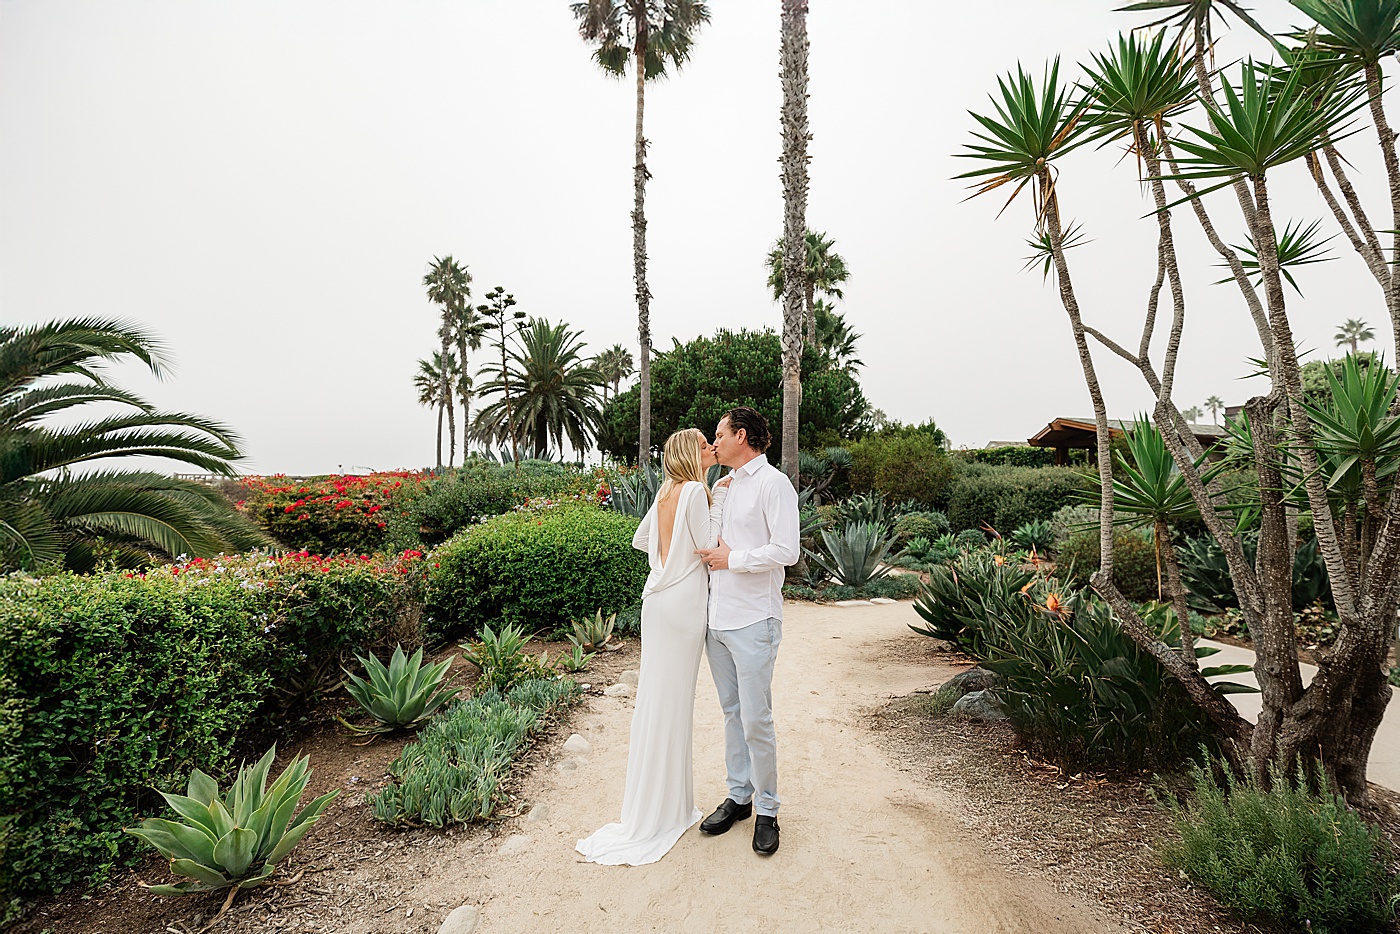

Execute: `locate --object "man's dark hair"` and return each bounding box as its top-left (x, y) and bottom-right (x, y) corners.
top-left (723, 405), bottom-right (772, 453)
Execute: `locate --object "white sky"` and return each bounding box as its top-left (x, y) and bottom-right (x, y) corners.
top-left (2, 0), bottom-right (1393, 474)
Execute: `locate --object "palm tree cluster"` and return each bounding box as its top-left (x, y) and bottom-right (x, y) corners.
top-left (0, 318), bottom-right (265, 572)
top-left (958, 1), bottom-right (1400, 803)
top-left (415, 260), bottom-right (628, 463)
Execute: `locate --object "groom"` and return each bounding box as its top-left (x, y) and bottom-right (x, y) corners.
top-left (694, 406), bottom-right (800, 855)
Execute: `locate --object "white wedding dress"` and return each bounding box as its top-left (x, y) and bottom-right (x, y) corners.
top-left (576, 480), bottom-right (726, 866)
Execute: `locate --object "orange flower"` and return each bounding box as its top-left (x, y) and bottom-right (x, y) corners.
top-left (993, 554), bottom-right (1006, 567)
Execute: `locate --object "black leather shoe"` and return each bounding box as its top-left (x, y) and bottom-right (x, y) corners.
top-left (753, 815), bottom-right (779, 854)
top-left (700, 799), bottom-right (752, 835)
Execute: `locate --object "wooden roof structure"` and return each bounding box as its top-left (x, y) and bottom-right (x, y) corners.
top-left (1027, 417), bottom-right (1227, 465)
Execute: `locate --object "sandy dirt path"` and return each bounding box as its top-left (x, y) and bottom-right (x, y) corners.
top-left (455, 601), bottom-right (1117, 934)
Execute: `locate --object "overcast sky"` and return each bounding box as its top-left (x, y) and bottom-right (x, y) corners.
top-left (2, 1), bottom-right (1393, 475)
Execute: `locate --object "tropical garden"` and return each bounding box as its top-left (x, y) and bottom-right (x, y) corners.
top-left (9, 1), bottom-right (1400, 933)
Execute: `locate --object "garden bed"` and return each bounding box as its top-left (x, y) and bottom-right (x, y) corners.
top-left (12, 633), bottom-right (637, 934)
top-left (868, 647), bottom-right (1400, 934)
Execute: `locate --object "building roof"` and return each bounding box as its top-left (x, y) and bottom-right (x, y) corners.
top-left (1028, 416), bottom-right (1226, 450)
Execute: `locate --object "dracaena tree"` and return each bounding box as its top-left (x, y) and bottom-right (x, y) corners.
top-left (959, 3), bottom-right (1400, 805)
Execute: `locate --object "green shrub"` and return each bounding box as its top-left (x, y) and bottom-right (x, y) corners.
top-left (847, 433), bottom-right (956, 508)
top-left (426, 501), bottom-right (648, 641)
top-left (1055, 527), bottom-right (1159, 601)
top-left (954, 446), bottom-right (1058, 467)
top-left (1160, 759), bottom-right (1400, 934)
top-left (0, 550), bottom-right (427, 915)
top-left (954, 528), bottom-right (987, 551)
top-left (0, 573), bottom-right (268, 914)
top-left (893, 511), bottom-right (951, 544)
top-left (944, 464), bottom-right (1088, 533)
top-left (369, 678), bottom-right (579, 828)
top-left (384, 460), bottom-right (596, 550)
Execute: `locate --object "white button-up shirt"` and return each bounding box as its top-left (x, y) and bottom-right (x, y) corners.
top-left (707, 453), bottom-right (801, 630)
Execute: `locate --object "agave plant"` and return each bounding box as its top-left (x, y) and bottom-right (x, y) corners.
top-left (606, 461), bottom-right (660, 518)
top-left (556, 643), bottom-right (596, 673)
top-left (125, 747), bottom-right (337, 902)
top-left (570, 608), bottom-right (617, 651)
top-left (1010, 519), bottom-right (1055, 552)
top-left (808, 520), bottom-right (896, 587)
top-left (902, 535), bottom-right (933, 562)
top-left (340, 644), bottom-right (460, 734)
top-left (836, 492), bottom-right (891, 532)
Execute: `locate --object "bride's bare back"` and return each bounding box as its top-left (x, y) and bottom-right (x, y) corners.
top-left (656, 487), bottom-right (682, 568)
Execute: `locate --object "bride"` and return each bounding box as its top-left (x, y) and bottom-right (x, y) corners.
top-left (576, 428), bottom-right (727, 866)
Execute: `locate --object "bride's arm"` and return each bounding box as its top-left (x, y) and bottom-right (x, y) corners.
top-left (698, 481), bottom-right (727, 549)
top-left (632, 502), bottom-right (655, 552)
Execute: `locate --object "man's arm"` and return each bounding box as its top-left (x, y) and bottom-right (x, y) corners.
top-left (727, 473), bottom-right (800, 572)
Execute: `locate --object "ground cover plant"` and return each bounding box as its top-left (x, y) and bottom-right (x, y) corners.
top-left (0, 548), bottom-right (426, 917)
top-left (425, 498), bottom-right (647, 640)
top-left (958, 4), bottom-right (1400, 803)
top-left (1160, 759), bottom-right (1400, 933)
top-left (369, 678), bottom-right (580, 828)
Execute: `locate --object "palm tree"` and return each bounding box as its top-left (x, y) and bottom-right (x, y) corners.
top-left (594, 343), bottom-right (635, 404)
top-left (571, 0), bottom-right (711, 464)
top-left (0, 318), bottom-right (265, 572)
top-left (422, 255), bottom-right (472, 469)
top-left (414, 351), bottom-right (460, 466)
top-left (813, 300), bottom-right (863, 373)
top-left (777, 0), bottom-right (811, 485)
top-left (472, 319), bottom-right (604, 460)
top-left (766, 229), bottom-right (850, 347)
top-left (1204, 395), bottom-right (1225, 424)
top-left (1180, 405), bottom-right (1204, 423)
top-left (1335, 317), bottom-right (1375, 354)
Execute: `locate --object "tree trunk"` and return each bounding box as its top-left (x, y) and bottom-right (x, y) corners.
top-left (1364, 63), bottom-right (1400, 362)
top-left (779, 0), bottom-right (810, 486)
top-left (804, 279), bottom-right (816, 347)
top-left (445, 385), bottom-right (456, 468)
top-left (435, 402), bottom-right (444, 471)
top-left (439, 323), bottom-right (451, 469)
top-left (633, 30), bottom-right (653, 465)
top-left (457, 337), bottom-right (471, 460)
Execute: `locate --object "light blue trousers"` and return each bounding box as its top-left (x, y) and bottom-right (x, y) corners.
top-left (706, 618), bottom-right (782, 817)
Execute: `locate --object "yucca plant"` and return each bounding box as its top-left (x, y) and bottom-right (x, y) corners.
top-left (808, 520), bottom-right (896, 587)
top-left (557, 643), bottom-right (596, 673)
top-left (340, 644), bottom-right (460, 734)
top-left (570, 608), bottom-right (617, 651)
top-left (125, 747), bottom-right (337, 913)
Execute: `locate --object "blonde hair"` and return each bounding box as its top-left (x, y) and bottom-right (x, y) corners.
top-left (658, 428), bottom-right (712, 506)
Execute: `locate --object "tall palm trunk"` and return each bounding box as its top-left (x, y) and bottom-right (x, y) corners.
top-left (779, 0), bottom-right (809, 485)
top-left (445, 383), bottom-right (457, 468)
top-left (457, 334), bottom-right (471, 459)
top-left (632, 14), bottom-right (653, 465)
top-left (438, 322), bottom-right (451, 469)
top-left (435, 404), bottom-right (444, 470)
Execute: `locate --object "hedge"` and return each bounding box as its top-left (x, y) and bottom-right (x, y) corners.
top-left (944, 464), bottom-right (1088, 534)
top-left (0, 550), bottom-right (425, 917)
top-left (426, 499), bottom-right (648, 641)
top-left (847, 434), bottom-right (956, 508)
